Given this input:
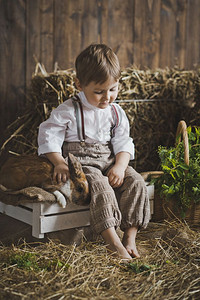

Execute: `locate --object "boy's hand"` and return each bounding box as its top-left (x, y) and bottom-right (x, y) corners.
top-left (107, 165), bottom-right (125, 188)
top-left (107, 151), bottom-right (131, 188)
top-left (45, 152), bottom-right (70, 184)
top-left (53, 163), bottom-right (69, 183)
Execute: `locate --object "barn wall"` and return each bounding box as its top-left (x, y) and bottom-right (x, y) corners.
top-left (0, 0), bottom-right (200, 135)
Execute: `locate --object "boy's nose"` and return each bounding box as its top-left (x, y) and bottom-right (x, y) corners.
top-left (103, 91), bottom-right (110, 100)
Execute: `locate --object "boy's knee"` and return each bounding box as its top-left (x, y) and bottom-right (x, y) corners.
top-left (125, 169), bottom-right (145, 185)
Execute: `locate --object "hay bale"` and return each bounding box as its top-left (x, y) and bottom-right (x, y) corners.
top-left (1, 66), bottom-right (199, 171)
top-left (119, 99), bottom-right (181, 171)
top-left (119, 67), bottom-right (200, 105)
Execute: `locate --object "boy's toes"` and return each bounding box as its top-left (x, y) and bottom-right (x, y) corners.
top-left (126, 247), bottom-right (140, 258)
top-left (119, 258), bottom-right (134, 264)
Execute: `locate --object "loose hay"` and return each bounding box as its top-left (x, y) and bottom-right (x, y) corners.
top-left (0, 221), bottom-right (200, 299)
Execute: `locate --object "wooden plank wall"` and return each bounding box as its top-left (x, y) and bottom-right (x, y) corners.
top-left (0, 0), bottom-right (200, 135)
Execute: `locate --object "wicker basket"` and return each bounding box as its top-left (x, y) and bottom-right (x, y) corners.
top-left (147, 120), bottom-right (200, 224)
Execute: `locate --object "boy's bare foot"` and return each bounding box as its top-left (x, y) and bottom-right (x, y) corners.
top-left (122, 240), bottom-right (140, 258)
top-left (101, 227), bottom-right (132, 260)
top-left (106, 240), bottom-right (132, 260)
top-left (122, 226), bottom-right (140, 258)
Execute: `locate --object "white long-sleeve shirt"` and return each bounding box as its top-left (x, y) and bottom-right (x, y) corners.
top-left (38, 91), bottom-right (135, 159)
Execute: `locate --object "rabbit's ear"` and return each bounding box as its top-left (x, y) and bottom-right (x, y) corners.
top-left (68, 153), bottom-right (83, 179)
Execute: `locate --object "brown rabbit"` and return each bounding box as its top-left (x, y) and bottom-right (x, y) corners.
top-left (0, 153), bottom-right (90, 208)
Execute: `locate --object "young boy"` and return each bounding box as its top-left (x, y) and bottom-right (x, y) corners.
top-left (38, 44), bottom-right (150, 259)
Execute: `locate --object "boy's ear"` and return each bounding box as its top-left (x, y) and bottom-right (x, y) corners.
top-left (74, 77), bottom-right (82, 91)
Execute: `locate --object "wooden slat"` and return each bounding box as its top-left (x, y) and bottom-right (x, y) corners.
top-left (160, 0), bottom-right (174, 67)
top-left (0, 202), bottom-right (32, 225)
top-left (134, 0), bottom-right (161, 68)
top-left (146, 183), bottom-right (154, 200)
top-left (8, 0), bottom-right (26, 112)
top-left (150, 200), bottom-right (154, 216)
top-left (40, 203), bottom-right (90, 215)
top-left (32, 203), bottom-right (44, 238)
top-left (22, 202), bottom-right (90, 215)
top-left (80, 0), bottom-right (99, 49)
top-left (40, 0), bottom-right (54, 72)
top-left (146, 183), bottom-right (154, 215)
top-left (185, 0), bottom-right (200, 69)
top-left (54, 0), bottom-right (85, 69)
top-left (40, 210), bottom-right (90, 234)
top-left (100, 0), bottom-right (135, 68)
top-left (0, 0), bottom-right (26, 134)
top-left (26, 0), bottom-right (41, 86)
top-left (54, 0), bottom-right (71, 69)
top-left (160, 0), bottom-right (188, 68)
top-left (0, 0), bottom-right (8, 135)
top-left (174, 0), bottom-right (187, 69)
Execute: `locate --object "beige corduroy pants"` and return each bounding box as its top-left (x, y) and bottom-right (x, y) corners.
top-left (63, 142), bottom-right (150, 234)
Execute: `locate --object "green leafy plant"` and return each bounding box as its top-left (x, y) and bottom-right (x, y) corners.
top-left (152, 125), bottom-right (200, 216)
top-left (126, 261), bottom-right (157, 274)
top-left (9, 252), bottom-right (39, 271)
top-left (7, 251), bottom-right (70, 272)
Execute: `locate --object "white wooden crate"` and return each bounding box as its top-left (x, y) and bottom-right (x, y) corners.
top-left (0, 202), bottom-right (90, 238)
top-left (0, 182), bottom-right (154, 239)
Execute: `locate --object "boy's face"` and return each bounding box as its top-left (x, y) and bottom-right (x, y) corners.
top-left (76, 77), bottom-right (119, 109)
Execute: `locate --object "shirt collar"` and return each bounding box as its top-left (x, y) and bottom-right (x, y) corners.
top-left (77, 91), bottom-right (107, 111)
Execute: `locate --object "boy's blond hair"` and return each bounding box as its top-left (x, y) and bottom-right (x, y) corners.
top-left (75, 44), bottom-right (121, 86)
